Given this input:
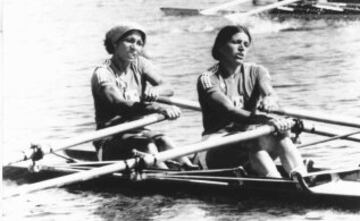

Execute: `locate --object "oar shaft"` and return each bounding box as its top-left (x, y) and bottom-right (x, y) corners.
top-left (157, 97), bottom-right (201, 111)
top-left (299, 130), bottom-right (360, 148)
top-left (3, 159), bottom-right (136, 198)
top-left (5, 113), bottom-right (166, 166)
top-left (200, 0), bottom-right (250, 15)
top-left (225, 0), bottom-right (301, 20)
top-left (270, 108), bottom-right (360, 129)
top-left (4, 123), bottom-right (281, 198)
top-left (302, 123), bottom-right (360, 143)
top-left (157, 124), bottom-right (276, 162)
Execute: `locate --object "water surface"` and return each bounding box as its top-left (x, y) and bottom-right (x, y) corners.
top-left (2, 0), bottom-right (360, 220)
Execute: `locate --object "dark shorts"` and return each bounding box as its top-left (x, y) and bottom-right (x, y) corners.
top-left (93, 128), bottom-right (164, 161)
top-left (195, 125), bottom-right (263, 169)
top-left (196, 125), bottom-right (290, 169)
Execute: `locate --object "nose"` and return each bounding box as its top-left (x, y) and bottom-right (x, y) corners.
top-left (129, 42), bottom-right (136, 50)
top-left (238, 43), bottom-right (246, 50)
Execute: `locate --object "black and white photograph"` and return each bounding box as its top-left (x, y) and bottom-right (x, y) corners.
top-left (2, 0), bottom-right (360, 220)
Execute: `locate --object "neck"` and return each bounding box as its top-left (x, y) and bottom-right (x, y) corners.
top-left (219, 61), bottom-right (242, 78)
top-left (111, 56), bottom-right (131, 74)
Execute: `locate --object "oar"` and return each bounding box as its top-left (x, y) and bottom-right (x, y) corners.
top-left (313, 3), bottom-right (344, 12)
top-left (4, 113), bottom-right (166, 166)
top-left (157, 97), bottom-right (201, 111)
top-left (225, 0), bottom-right (301, 21)
top-left (3, 121), bottom-right (286, 198)
top-left (160, 0), bottom-right (250, 17)
top-left (200, 0), bottom-right (251, 15)
top-left (156, 96), bottom-right (360, 129)
top-left (299, 130), bottom-right (360, 148)
top-left (302, 122), bottom-right (360, 143)
top-left (269, 108), bottom-right (360, 129)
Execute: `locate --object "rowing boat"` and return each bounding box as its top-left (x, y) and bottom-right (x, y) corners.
top-left (3, 147), bottom-right (360, 201)
top-left (268, 1), bottom-right (360, 20)
top-left (3, 98), bottom-right (360, 202)
top-left (160, 0), bottom-right (360, 20)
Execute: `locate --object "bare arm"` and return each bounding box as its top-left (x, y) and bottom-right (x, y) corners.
top-left (257, 66), bottom-right (280, 112)
top-left (197, 77), bottom-right (270, 124)
top-left (101, 84), bottom-right (163, 115)
top-left (141, 58), bottom-right (174, 100)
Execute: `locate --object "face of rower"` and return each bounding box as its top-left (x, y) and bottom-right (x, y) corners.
top-left (218, 31), bottom-right (250, 66)
top-left (114, 31), bottom-right (144, 63)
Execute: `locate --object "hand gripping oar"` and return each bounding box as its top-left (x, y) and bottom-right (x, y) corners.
top-left (225, 0), bottom-right (301, 21)
top-left (268, 108), bottom-right (360, 129)
top-left (3, 121), bottom-right (286, 198)
top-left (4, 113), bottom-right (166, 166)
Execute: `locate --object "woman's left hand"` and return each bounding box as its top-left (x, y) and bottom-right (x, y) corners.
top-left (143, 87), bottom-right (160, 102)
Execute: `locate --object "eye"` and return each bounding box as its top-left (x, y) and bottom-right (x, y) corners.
top-left (243, 41), bottom-right (250, 48)
top-left (123, 37), bottom-right (144, 47)
top-left (136, 40), bottom-right (144, 47)
top-left (124, 37), bottom-right (136, 44)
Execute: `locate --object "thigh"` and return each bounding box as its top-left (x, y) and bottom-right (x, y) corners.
top-left (201, 132), bottom-right (249, 169)
top-left (99, 130), bottom-right (154, 161)
top-left (205, 143), bottom-right (249, 169)
top-left (252, 135), bottom-right (281, 159)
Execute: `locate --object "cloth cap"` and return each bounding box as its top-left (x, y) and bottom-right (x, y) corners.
top-left (106, 22), bottom-right (146, 45)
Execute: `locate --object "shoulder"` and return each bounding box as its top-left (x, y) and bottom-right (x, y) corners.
top-left (244, 62), bottom-right (270, 79)
top-left (198, 64), bottom-right (219, 89)
top-left (92, 60), bottom-right (115, 85)
top-left (245, 62), bottom-right (268, 73)
top-left (93, 60), bottom-right (112, 74)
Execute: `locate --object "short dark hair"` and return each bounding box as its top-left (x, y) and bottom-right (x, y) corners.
top-left (211, 25), bottom-right (252, 61)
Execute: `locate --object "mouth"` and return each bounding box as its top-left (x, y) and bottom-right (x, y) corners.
top-left (128, 53), bottom-right (138, 59)
top-left (235, 54), bottom-right (244, 60)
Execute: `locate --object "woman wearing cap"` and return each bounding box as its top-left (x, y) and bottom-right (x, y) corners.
top-left (196, 25), bottom-right (306, 178)
top-left (91, 22), bottom-right (196, 169)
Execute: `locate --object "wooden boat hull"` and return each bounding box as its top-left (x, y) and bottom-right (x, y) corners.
top-left (3, 149), bottom-right (360, 202)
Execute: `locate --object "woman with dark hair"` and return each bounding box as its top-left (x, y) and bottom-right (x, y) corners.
top-left (196, 25), bottom-right (306, 178)
top-left (91, 22), bottom-right (196, 169)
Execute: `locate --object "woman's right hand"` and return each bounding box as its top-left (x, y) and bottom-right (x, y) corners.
top-left (267, 117), bottom-right (293, 135)
top-left (159, 105), bottom-right (181, 120)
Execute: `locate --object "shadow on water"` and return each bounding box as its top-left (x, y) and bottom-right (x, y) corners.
top-left (67, 178), bottom-right (360, 220)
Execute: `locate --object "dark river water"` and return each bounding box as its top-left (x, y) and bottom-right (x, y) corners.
top-left (2, 0), bottom-right (360, 220)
